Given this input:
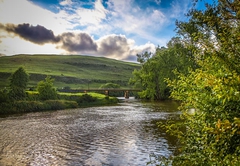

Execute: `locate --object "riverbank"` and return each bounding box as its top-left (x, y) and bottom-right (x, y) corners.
top-left (0, 92), bottom-right (119, 115)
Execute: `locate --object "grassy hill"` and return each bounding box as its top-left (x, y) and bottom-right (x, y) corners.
top-left (0, 54), bottom-right (140, 89)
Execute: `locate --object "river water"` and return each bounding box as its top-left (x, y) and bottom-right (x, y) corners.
top-left (0, 99), bottom-right (180, 166)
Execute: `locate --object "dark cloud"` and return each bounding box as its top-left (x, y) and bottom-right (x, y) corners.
top-left (0, 23), bottom-right (60, 44)
top-left (98, 35), bottom-right (130, 57)
top-left (59, 32), bottom-right (97, 52)
top-left (0, 23), bottom-right (98, 53)
top-left (0, 23), bottom-right (153, 61)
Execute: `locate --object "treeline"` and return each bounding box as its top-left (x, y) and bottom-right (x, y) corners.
top-left (0, 67), bottom-right (118, 115)
top-left (131, 0), bottom-right (240, 165)
top-left (129, 37), bottom-right (197, 100)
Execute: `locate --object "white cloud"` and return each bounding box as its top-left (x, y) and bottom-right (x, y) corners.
top-left (60, 0), bottom-right (73, 6)
top-left (75, 4), bottom-right (107, 26)
top-left (102, 0), bottom-right (169, 45)
top-left (0, 0), bottom-right (71, 35)
top-left (170, 0), bottom-right (192, 19)
top-left (130, 42), bottom-right (156, 56)
top-left (0, 35), bottom-right (64, 55)
top-left (0, 0), bottom-right (193, 61)
top-left (96, 34), bottom-right (156, 61)
top-left (58, 0), bottom-right (108, 28)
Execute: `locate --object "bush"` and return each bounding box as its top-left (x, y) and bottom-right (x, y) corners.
top-left (62, 100), bottom-right (78, 108)
top-left (57, 94), bottom-right (80, 101)
top-left (16, 101), bottom-right (46, 112)
top-left (0, 102), bottom-right (16, 114)
top-left (0, 89), bottom-right (9, 103)
top-left (37, 76), bottom-right (57, 100)
top-left (26, 91), bottom-right (40, 101)
top-left (0, 100), bottom-right (79, 115)
top-left (44, 100), bottom-right (66, 110)
top-left (0, 101), bottom-right (46, 114)
top-left (76, 94), bottom-right (97, 105)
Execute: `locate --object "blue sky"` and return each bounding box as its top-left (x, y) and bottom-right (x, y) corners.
top-left (0, 0), bottom-right (213, 61)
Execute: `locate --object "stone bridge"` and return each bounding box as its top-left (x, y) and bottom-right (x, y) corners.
top-left (78, 88), bottom-right (141, 99)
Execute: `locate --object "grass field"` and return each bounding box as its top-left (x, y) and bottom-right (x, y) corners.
top-left (0, 54), bottom-right (140, 89)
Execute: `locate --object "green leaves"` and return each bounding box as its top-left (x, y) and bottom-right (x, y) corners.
top-left (37, 76), bottom-right (57, 100)
top-left (130, 39), bottom-right (196, 100)
top-left (164, 0), bottom-right (240, 165)
top-left (9, 67), bottom-right (29, 100)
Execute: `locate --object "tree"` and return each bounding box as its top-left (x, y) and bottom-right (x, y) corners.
top-left (99, 83), bottom-right (121, 97)
top-left (164, 0), bottom-right (240, 165)
top-left (129, 39), bottom-right (196, 100)
top-left (9, 67), bottom-right (29, 100)
top-left (99, 83), bottom-right (120, 89)
top-left (37, 76), bottom-right (57, 100)
top-left (136, 51), bottom-right (153, 64)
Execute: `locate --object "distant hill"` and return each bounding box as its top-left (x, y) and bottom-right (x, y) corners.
top-left (0, 54), bottom-right (140, 89)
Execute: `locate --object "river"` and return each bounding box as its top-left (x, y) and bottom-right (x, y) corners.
top-left (0, 99), bottom-right (180, 166)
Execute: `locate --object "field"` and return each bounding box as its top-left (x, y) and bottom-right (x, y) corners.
top-left (0, 54), bottom-right (140, 89)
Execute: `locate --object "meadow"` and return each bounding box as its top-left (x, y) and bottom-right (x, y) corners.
top-left (0, 54), bottom-right (140, 89)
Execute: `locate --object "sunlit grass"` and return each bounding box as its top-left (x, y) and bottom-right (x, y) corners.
top-left (0, 54), bottom-right (140, 89)
top-left (27, 91), bottom-right (114, 100)
top-left (58, 92), bottom-right (107, 99)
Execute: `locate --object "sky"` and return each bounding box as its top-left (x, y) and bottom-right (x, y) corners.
top-left (0, 0), bottom-right (213, 61)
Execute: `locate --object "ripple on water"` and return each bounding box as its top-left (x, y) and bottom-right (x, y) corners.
top-left (0, 101), bottom-right (179, 166)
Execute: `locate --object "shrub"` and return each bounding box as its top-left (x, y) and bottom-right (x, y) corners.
top-left (37, 76), bottom-right (57, 100)
top-left (0, 89), bottom-right (9, 103)
top-left (44, 100), bottom-right (66, 110)
top-left (0, 102), bottom-right (16, 114)
top-left (76, 94), bottom-right (97, 105)
top-left (57, 94), bottom-right (79, 101)
top-left (26, 91), bottom-right (40, 101)
top-left (63, 100), bottom-right (78, 108)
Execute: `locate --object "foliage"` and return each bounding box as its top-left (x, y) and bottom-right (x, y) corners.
top-left (161, 0), bottom-right (240, 165)
top-left (37, 76), bottom-right (58, 100)
top-left (8, 67), bottom-right (29, 100)
top-left (130, 40), bottom-right (196, 100)
top-left (76, 94), bottom-right (97, 105)
top-left (99, 83), bottom-right (120, 89)
top-left (44, 100), bottom-right (78, 110)
top-left (0, 100), bottom-right (78, 114)
top-left (166, 57), bottom-right (240, 165)
top-left (0, 89), bottom-right (9, 103)
top-left (0, 91), bottom-right (118, 115)
top-left (99, 83), bottom-right (122, 97)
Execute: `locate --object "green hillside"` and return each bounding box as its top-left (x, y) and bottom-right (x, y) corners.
top-left (0, 54), bottom-right (140, 89)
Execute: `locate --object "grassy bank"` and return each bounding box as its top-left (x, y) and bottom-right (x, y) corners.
top-left (0, 92), bottom-right (118, 115)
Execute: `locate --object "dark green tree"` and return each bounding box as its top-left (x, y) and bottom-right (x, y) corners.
top-left (9, 67), bottom-right (29, 100)
top-left (0, 89), bottom-right (9, 103)
top-left (37, 76), bottom-right (57, 100)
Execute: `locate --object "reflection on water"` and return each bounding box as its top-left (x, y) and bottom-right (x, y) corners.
top-left (0, 99), bottom-right (180, 166)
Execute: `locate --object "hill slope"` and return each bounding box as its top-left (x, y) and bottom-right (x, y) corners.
top-left (0, 54), bottom-right (140, 89)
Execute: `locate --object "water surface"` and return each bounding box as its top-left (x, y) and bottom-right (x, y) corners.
top-left (0, 99), bottom-right (180, 166)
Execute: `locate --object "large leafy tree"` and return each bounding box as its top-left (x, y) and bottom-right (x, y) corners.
top-left (165, 0), bottom-right (240, 165)
top-left (9, 67), bottom-right (29, 100)
top-left (129, 38), bottom-right (196, 100)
